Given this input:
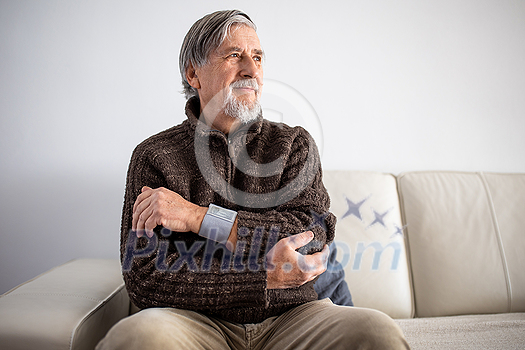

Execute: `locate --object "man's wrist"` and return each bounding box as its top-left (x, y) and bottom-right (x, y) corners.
top-left (191, 206), bottom-right (208, 234)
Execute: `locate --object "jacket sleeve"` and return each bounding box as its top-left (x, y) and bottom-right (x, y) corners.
top-left (234, 128), bottom-right (336, 258)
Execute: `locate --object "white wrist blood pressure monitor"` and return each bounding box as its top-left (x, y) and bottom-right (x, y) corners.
top-left (198, 204), bottom-right (237, 244)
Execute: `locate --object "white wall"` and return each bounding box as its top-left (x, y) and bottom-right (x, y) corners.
top-left (1, 0), bottom-right (524, 294)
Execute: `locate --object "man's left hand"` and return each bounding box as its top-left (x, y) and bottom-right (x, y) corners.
top-left (266, 231), bottom-right (330, 289)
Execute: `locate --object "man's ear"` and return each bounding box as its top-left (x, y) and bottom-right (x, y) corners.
top-left (186, 63), bottom-right (201, 90)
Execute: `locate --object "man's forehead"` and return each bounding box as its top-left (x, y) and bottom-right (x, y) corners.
top-left (216, 26), bottom-right (262, 52)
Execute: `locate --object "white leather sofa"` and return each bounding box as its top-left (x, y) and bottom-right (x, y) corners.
top-left (323, 170), bottom-right (525, 349)
top-left (1, 170), bottom-right (524, 349)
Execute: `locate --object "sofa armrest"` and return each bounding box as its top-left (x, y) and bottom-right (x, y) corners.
top-left (0, 259), bottom-right (129, 350)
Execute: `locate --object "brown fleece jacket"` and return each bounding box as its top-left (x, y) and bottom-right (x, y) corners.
top-left (121, 97), bottom-right (336, 324)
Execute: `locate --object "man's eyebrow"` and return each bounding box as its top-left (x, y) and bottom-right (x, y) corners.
top-left (220, 47), bottom-right (265, 56)
top-left (224, 46), bottom-right (243, 53)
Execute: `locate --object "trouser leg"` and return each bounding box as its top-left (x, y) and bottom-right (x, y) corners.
top-left (255, 299), bottom-right (410, 350)
top-left (96, 300), bottom-right (410, 350)
top-left (95, 307), bottom-right (234, 350)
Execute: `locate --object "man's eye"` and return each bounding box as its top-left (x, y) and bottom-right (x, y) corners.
top-left (229, 53), bottom-right (240, 58)
top-left (254, 56), bottom-right (262, 62)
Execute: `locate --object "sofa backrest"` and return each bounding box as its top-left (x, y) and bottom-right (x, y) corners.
top-left (323, 171), bottom-right (414, 319)
top-left (323, 170), bottom-right (525, 319)
top-left (398, 171), bottom-right (525, 317)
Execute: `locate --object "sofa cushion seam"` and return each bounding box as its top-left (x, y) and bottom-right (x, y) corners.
top-left (68, 283), bottom-right (127, 350)
top-left (479, 172), bottom-right (513, 313)
top-left (395, 174), bottom-right (416, 319)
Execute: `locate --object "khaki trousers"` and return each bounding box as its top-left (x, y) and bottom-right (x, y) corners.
top-left (96, 299), bottom-right (410, 350)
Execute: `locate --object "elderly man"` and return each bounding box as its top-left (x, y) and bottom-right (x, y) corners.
top-left (97, 10), bottom-right (409, 349)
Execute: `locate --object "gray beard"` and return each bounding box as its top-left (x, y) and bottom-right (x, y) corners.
top-left (222, 82), bottom-right (262, 124)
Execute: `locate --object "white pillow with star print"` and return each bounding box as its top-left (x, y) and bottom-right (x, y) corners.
top-left (322, 170), bottom-right (413, 319)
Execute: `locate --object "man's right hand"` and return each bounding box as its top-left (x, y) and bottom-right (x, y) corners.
top-left (265, 231), bottom-right (329, 289)
top-left (132, 186), bottom-right (207, 237)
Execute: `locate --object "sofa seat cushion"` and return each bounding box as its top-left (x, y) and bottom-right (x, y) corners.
top-left (0, 259), bottom-right (129, 350)
top-left (396, 313), bottom-right (525, 350)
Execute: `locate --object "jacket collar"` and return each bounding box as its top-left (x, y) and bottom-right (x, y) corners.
top-left (184, 96), bottom-right (264, 140)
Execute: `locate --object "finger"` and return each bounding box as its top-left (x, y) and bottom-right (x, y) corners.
top-left (135, 201), bottom-right (155, 232)
top-left (132, 205), bottom-right (139, 231)
top-left (133, 187), bottom-right (153, 212)
top-left (132, 189), bottom-right (157, 230)
top-left (286, 231), bottom-right (314, 250)
top-left (132, 193), bottom-right (149, 230)
top-left (306, 271), bottom-right (322, 284)
top-left (299, 249), bottom-right (328, 275)
top-left (321, 244), bottom-right (330, 264)
top-left (132, 201), bottom-right (144, 231)
top-left (144, 214), bottom-right (159, 236)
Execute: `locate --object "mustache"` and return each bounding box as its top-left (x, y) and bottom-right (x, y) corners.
top-left (229, 79), bottom-right (260, 92)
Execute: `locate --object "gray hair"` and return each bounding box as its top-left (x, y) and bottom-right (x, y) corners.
top-left (179, 10), bottom-right (257, 100)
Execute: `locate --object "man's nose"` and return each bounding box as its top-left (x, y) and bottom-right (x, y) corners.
top-left (240, 57), bottom-right (261, 80)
